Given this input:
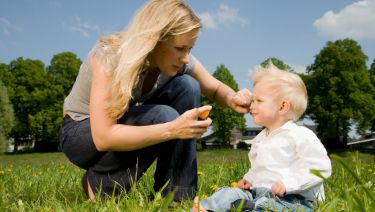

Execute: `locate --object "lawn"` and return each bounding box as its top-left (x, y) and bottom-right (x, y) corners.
top-left (0, 149), bottom-right (374, 211)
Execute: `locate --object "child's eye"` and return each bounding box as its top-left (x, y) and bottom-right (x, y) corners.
top-left (175, 47), bottom-right (185, 52)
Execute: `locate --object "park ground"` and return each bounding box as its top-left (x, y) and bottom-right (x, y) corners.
top-left (0, 149), bottom-right (374, 211)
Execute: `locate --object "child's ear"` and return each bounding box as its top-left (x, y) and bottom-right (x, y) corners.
top-left (279, 100), bottom-right (290, 114)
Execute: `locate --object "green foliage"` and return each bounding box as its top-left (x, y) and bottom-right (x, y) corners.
top-left (4, 58), bottom-right (49, 152)
top-left (261, 57), bottom-right (294, 72)
top-left (202, 64), bottom-right (246, 145)
top-left (31, 52), bottom-right (81, 151)
top-left (0, 153), bottom-right (182, 211)
top-left (368, 58), bottom-right (375, 132)
top-left (0, 63), bottom-right (13, 89)
top-left (47, 52), bottom-right (82, 96)
top-left (0, 80), bottom-right (15, 153)
top-left (0, 53), bottom-right (81, 152)
top-left (305, 39), bottom-right (375, 147)
top-left (0, 150), bottom-right (374, 211)
top-left (368, 58), bottom-right (375, 82)
top-left (29, 106), bottom-right (63, 151)
top-left (314, 153), bottom-right (375, 211)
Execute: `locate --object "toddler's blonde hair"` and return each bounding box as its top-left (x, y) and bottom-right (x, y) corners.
top-left (250, 62), bottom-right (307, 121)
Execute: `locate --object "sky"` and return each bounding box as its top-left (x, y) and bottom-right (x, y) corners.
top-left (1, 0), bottom-right (375, 128)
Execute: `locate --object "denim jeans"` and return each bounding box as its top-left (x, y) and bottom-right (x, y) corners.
top-left (199, 186), bottom-right (313, 212)
top-left (59, 75), bottom-right (201, 200)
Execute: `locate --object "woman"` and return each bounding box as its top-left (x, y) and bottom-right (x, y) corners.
top-left (59, 0), bottom-right (251, 203)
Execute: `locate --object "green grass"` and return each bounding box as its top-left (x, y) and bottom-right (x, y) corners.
top-left (0, 149), bottom-right (374, 211)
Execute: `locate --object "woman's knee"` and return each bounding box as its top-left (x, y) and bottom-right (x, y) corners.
top-left (168, 75), bottom-right (201, 109)
top-left (177, 75), bottom-right (201, 97)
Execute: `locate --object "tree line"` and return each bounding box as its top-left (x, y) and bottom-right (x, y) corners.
top-left (0, 52), bottom-right (81, 152)
top-left (1, 38), bottom-right (375, 153)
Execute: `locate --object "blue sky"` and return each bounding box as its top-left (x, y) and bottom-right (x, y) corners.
top-left (1, 0), bottom-right (375, 86)
top-left (1, 0), bottom-right (375, 128)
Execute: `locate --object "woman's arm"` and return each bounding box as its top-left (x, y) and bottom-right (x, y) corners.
top-left (89, 55), bottom-right (212, 151)
top-left (191, 57), bottom-right (251, 114)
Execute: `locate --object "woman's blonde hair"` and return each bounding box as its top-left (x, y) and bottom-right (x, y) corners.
top-left (97, 0), bottom-right (201, 119)
top-left (250, 62), bottom-right (308, 121)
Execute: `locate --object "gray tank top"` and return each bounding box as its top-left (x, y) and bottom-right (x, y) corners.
top-left (63, 45), bottom-right (196, 121)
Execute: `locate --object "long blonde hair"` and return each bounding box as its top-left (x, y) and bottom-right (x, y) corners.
top-left (98, 0), bottom-right (201, 119)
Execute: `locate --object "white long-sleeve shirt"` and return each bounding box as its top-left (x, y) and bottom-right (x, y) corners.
top-left (243, 121), bottom-right (332, 202)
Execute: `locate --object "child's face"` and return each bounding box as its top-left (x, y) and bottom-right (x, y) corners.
top-left (250, 82), bottom-right (280, 128)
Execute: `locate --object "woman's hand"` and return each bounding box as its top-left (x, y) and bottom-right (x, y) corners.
top-left (237, 179), bottom-right (252, 190)
top-left (191, 58), bottom-right (252, 114)
top-left (229, 88), bottom-right (252, 114)
top-left (170, 105), bottom-right (213, 139)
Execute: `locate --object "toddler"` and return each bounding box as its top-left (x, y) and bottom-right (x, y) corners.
top-left (192, 63), bottom-right (332, 212)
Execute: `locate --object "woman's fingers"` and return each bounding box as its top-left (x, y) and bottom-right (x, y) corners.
top-left (234, 88), bottom-right (252, 106)
top-left (173, 108), bottom-right (212, 139)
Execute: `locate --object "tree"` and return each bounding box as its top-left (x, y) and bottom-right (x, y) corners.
top-left (202, 64), bottom-right (246, 146)
top-left (0, 80), bottom-right (15, 153)
top-left (31, 52), bottom-right (81, 152)
top-left (261, 57), bottom-right (293, 72)
top-left (369, 58), bottom-right (375, 75)
top-left (0, 53), bottom-right (81, 153)
top-left (29, 105), bottom-right (63, 152)
top-left (47, 52), bottom-right (82, 95)
top-left (368, 58), bottom-right (375, 132)
top-left (5, 58), bottom-right (49, 152)
top-left (305, 39), bottom-right (375, 148)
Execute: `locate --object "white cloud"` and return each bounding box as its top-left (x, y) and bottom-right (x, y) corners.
top-left (198, 4), bottom-right (248, 30)
top-left (217, 4), bottom-right (247, 25)
top-left (67, 16), bottom-right (101, 38)
top-left (0, 17), bottom-right (22, 35)
top-left (69, 26), bottom-right (90, 38)
top-left (199, 12), bottom-right (217, 29)
top-left (313, 0), bottom-right (375, 40)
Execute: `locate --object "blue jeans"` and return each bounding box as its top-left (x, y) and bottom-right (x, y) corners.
top-left (59, 75), bottom-right (201, 200)
top-left (199, 187), bottom-right (313, 212)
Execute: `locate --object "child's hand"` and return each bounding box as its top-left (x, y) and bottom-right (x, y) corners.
top-left (237, 179), bottom-right (252, 190)
top-left (271, 180), bottom-right (286, 197)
